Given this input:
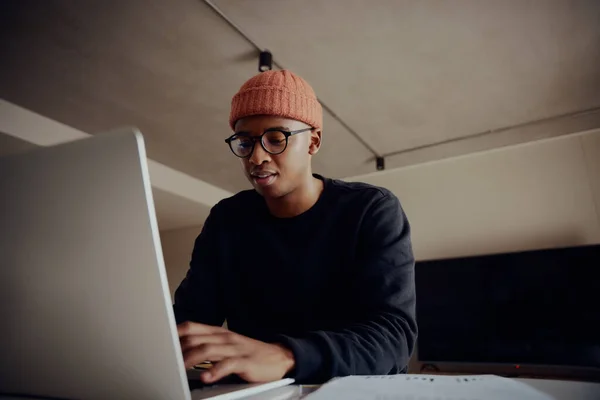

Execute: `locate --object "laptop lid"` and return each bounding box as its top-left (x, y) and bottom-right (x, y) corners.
top-left (0, 130), bottom-right (190, 400)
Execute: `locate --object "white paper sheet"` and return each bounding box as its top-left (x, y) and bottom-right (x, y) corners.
top-left (305, 374), bottom-right (554, 400)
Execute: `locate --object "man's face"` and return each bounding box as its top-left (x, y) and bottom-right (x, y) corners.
top-left (232, 115), bottom-right (321, 198)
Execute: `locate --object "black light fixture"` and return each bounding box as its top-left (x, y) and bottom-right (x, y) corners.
top-left (376, 156), bottom-right (385, 171)
top-left (258, 50), bottom-right (273, 72)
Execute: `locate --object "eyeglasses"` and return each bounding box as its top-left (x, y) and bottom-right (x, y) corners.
top-left (225, 127), bottom-right (313, 158)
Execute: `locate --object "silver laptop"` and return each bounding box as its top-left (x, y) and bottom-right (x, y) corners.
top-left (0, 130), bottom-right (293, 400)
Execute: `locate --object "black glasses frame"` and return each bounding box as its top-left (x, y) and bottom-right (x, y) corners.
top-left (225, 127), bottom-right (313, 158)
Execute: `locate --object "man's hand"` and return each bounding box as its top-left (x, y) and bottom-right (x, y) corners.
top-left (177, 322), bottom-right (295, 383)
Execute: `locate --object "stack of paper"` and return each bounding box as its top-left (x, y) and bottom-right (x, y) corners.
top-left (305, 374), bottom-right (553, 400)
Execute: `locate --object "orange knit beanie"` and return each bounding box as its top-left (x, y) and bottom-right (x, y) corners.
top-left (229, 70), bottom-right (323, 130)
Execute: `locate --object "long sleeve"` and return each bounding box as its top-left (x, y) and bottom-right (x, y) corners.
top-left (277, 192), bottom-right (417, 383)
top-left (173, 208), bottom-right (225, 327)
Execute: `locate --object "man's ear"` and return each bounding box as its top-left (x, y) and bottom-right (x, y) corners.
top-left (308, 129), bottom-right (322, 155)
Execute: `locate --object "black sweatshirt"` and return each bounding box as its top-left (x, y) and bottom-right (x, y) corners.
top-left (173, 175), bottom-right (417, 383)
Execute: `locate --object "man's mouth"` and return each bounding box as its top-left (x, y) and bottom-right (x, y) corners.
top-left (250, 171), bottom-right (277, 187)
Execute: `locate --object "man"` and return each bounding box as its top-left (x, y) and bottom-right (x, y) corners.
top-left (174, 70), bottom-right (417, 384)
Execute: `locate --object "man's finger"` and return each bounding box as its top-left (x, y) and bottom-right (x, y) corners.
top-left (179, 333), bottom-right (233, 353)
top-left (182, 344), bottom-right (241, 368)
top-left (202, 357), bottom-right (246, 383)
top-left (177, 321), bottom-right (225, 337)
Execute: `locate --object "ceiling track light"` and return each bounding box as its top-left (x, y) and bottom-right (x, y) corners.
top-left (258, 50), bottom-right (273, 72)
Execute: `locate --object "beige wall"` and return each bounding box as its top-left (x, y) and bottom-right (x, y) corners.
top-left (349, 128), bottom-right (600, 261)
top-left (160, 226), bottom-right (203, 300)
top-left (581, 131), bottom-right (600, 220)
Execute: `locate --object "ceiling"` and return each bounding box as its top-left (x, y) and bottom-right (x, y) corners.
top-left (1, 0), bottom-right (600, 227)
top-left (214, 0), bottom-right (600, 164)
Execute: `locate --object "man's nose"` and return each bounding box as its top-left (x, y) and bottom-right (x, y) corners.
top-left (249, 142), bottom-right (272, 165)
